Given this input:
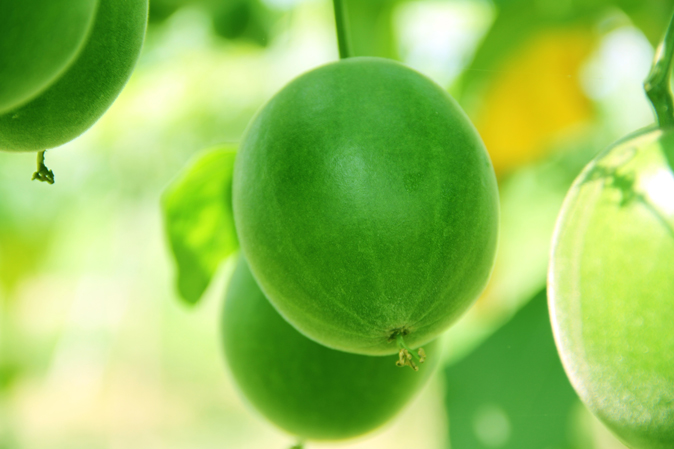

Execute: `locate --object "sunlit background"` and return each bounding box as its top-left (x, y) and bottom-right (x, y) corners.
top-left (0, 0), bottom-right (668, 447)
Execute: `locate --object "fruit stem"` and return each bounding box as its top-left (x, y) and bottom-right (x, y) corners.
top-left (289, 439), bottom-right (304, 449)
top-left (644, 11), bottom-right (674, 129)
top-left (395, 334), bottom-right (426, 371)
top-left (32, 151), bottom-right (55, 184)
top-left (332, 0), bottom-right (352, 59)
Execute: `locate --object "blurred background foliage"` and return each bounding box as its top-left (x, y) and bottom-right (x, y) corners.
top-left (0, 0), bottom-right (669, 447)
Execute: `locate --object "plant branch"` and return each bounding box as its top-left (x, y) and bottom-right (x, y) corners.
top-left (645, 11), bottom-right (674, 129)
top-left (333, 0), bottom-right (352, 59)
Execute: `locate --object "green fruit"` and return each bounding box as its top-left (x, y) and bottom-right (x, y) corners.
top-left (233, 57), bottom-right (499, 355)
top-left (222, 257), bottom-right (439, 441)
top-left (549, 127), bottom-right (674, 449)
top-left (0, 0), bottom-right (98, 113)
top-left (0, 0), bottom-right (148, 152)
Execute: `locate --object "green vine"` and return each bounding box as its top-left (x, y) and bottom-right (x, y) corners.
top-left (644, 12), bottom-right (674, 129)
top-left (332, 0), bottom-right (352, 59)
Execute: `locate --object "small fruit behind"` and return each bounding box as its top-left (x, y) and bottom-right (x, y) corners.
top-left (0, 0), bottom-right (148, 152)
top-left (222, 257), bottom-right (439, 441)
top-left (0, 0), bottom-right (98, 113)
top-left (549, 127), bottom-right (674, 449)
top-left (233, 57), bottom-right (499, 356)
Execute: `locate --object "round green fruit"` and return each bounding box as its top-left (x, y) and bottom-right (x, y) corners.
top-left (0, 0), bottom-right (148, 152)
top-left (233, 57), bottom-right (499, 355)
top-left (0, 0), bottom-right (98, 113)
top-left (222, 257), bottom-right (439, 441)
top-left (549, 127), bottom-right (674, 449)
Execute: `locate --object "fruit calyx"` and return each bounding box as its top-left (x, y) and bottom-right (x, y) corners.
top-left (32, 150), bottom-right (55, 184)
top-left (393, 332), bottom-right (426, 371)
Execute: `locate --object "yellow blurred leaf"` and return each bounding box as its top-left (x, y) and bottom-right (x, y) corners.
top-left (474, 28), bottom-right (596, 176)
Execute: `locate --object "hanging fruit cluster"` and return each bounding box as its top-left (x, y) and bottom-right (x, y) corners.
top-left (164, 0), bottom-right (499, 445)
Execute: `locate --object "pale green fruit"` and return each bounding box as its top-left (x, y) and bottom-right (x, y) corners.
top-left (549, 127), bottom-right (674, 449)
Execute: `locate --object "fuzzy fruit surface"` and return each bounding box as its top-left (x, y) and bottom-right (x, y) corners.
top-left (0, 0), bottom-right (98, 113)
top-left (549, 127), bottom-right (674, 449)
top-left (233, 57), bottom-right (499, 355)
top-left (222, 257), bottom-right (439, 441)
top-left (0, 0), bottom-right (148, 152)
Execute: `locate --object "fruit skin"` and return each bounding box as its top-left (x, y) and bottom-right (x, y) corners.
top-left (0, 0), bottom-right (148, 152)
top-left (233, 57), bottom-right (499, 355)
top-left (549, 127), bottom-right (674, 449)
top-left (0, 0), bottom-right (98, 114)
top-left (222, 257), bottom-right (439, 441)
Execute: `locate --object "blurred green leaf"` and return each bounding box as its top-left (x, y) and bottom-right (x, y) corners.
top-left (148, 0), bottom-right (193, 23)
top-left (211, 0), bottom-right (272, 46)
top-left (444, 288), bottom-right (581, 449)
top-left (162, 146), bottom-right (238, 305)
top-left (211, 0), bottom-right (252, 40)
top-left (461, 0), bottom-right (604, 97)
top-left (0, 362), bottom-right (20, 393)
top-left (148, 0), bottom-right (276, 46)
top-left (617, 0), bottom-right (674, 45)
top-left (462, 0), bottom-right (674, 100)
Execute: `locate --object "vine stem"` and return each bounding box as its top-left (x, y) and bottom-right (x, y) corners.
top-left (644, 11), bottom-right (674, 129)
top-left (32, 150), bottom-right (55, 184)
top-left (333, 0), bottom-right (352, 59)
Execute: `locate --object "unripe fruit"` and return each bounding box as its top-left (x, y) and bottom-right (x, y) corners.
top-left (222, 257), bottom-right (439, 441)
top-left (0, 0), bottom-right (148, 152)
top-left (0, 0), bottom-right (98, 113)
top-left (549, 127), bottom-right (674, 449)
top-left (233, 57), bottom-right (499, 355)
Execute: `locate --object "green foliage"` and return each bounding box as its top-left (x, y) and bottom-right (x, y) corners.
top-left (458, 0), bottom-right (674, 109)
top-left (0, 0), bottom-right (148, 152)
top-left (459, 0), bottom-right (604, 105)
top-left (618, 0), bottom-right (674, 45)
top-left (0, 0), bottom-right (98, 114)
top-left (162, 147), bottom-right (239, 305)
top-left (222, 257), bottom-right (439, 441)
top-left (233, 57), bottom-right (499, 355)
top-left (211, 0), bottom-right (272, 45)
top-left (149, 0), bottom-right (273, 46)
top-left (549, 127), bottom-right (674, 448)
top-left (445, 289), bottom-right (581, 449)
top-left (148, 0), bottom-right (192, 23)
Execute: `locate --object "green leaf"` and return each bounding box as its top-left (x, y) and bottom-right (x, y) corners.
top-left (617, 0), bottom-right (674, 45)
top-left (444, 288), bottom-right (581, 449)
top-left (162, 146), bottom-right (238, 305)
